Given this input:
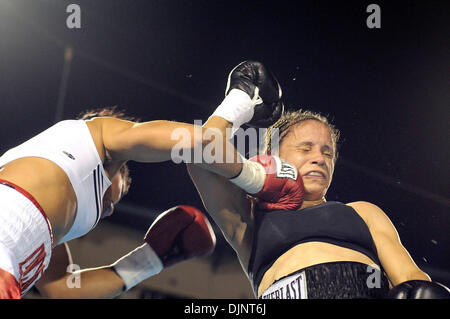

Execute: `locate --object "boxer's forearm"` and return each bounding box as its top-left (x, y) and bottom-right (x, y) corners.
top-left (203, 115), bottom-right (232, 135)
top-left (71, 267), bottom-right (125, 298)
top-left (39, 266), bottom-right (124, 299)
top-left (194, 116), bottom-right (243, 179)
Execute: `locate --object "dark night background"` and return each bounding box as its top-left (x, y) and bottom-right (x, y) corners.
top-left (0, 0), bottom-right (448, 289)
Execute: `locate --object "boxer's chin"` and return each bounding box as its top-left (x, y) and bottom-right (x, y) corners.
top-left (303, 180), bottom-right (328, 201)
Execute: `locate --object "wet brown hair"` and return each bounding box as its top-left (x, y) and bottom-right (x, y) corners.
top-left (265, 109), bottom-right (340, 162)
top-left (76, 106), bottom-right (139, 122)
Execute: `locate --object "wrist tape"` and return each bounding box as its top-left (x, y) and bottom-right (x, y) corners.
top-left (229, 153), bottom-right (266, 194)
top-left (210, 88), bottom-right (262, 136)
top-left (112, 244), bottom-right (163, 291)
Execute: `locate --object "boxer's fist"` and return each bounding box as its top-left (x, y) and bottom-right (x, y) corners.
top-left (250, 154), bottom-right (305, 211)
top-left (144, 205), bottom-right (216, 268)
top-left (387, 280), bottom-right (450, 299)
top-left (226, 61), bottom-right (284, 128)
top-left (112, 205), bottom-right (216, 291)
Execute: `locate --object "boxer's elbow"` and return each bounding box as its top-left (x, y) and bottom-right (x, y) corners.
top-left (406, 270), bottom-right (431, 282)
top-left (392, 269), bottom-right (431, 287)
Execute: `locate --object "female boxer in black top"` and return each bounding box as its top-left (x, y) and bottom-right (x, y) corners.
top-left (187, 61), bottom-right (448, 299)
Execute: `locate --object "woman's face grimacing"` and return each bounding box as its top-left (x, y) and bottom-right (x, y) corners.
top-left (279, 120), bottom-right (336, 201)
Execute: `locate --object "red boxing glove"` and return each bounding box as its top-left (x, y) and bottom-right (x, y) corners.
top-left (250, 154), bottom-right (305, 211)
top-left (144, 205), bottom-right (216, 268)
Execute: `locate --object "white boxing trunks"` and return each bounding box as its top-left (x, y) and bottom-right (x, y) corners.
top-left (0, 180), bottom-right (53, 296)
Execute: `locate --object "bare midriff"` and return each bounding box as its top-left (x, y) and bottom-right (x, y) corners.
top-left (0, 157), bottom-right (77, 244)
top-left (258, 241), bottom-right (378, 297)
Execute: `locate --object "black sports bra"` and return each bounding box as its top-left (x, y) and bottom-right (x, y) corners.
top-left (247, 201), bottom-right (381, 295)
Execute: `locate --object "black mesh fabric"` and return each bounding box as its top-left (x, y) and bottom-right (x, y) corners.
top-left (260, 262), bottom-right (390, 299)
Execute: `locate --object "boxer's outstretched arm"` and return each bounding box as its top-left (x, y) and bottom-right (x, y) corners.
top-left (90, 117), bottom-right (242, 178)
top-left (100, 117), bottom-right (199, 163)
top-left (35, 243), bottom-right (124, 299)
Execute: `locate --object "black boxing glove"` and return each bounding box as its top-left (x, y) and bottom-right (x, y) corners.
top-left (226, 60), bottom-right (284, 128)
top-left (211, 61), bottom-right (284, 134)
top-left (387, 280), bottom-right (450, 299)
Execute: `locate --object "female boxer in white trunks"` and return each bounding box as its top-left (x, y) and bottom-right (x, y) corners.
top-left (0, 108), bottom-right (217, 298)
